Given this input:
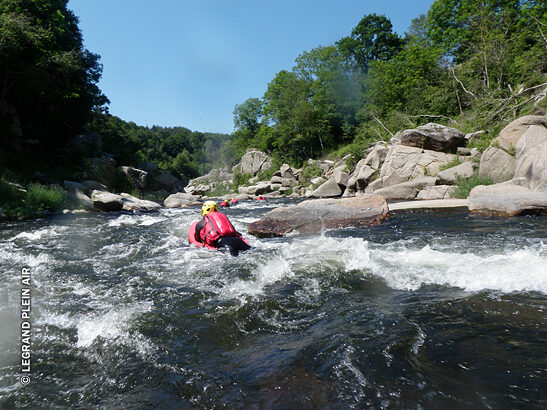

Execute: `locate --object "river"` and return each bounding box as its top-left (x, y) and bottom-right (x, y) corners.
top-left (0, 199), bottom-right (545, 408)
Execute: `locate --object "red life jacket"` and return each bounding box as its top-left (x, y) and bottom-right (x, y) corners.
top-left (199, 212), bottom-right (238, 246)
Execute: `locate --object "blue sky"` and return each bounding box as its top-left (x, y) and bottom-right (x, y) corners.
top-left (68, 0), bottom-right (434, 134)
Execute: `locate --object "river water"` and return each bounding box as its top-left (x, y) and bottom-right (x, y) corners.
top-left (0, 199), bottom-right (545, 408)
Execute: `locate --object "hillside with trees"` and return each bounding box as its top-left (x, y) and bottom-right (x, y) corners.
top-left (1, 0), bottom-right (546, 217)
top-left (231, 0), bottom-right (547, 166)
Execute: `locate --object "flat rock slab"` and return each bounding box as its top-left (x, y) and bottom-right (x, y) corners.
top-left (389, 199), bottom-right (468, 211)
top-left (248, 196), bottom-right (389, 238)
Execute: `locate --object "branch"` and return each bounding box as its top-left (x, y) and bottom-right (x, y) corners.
top-left (409, 114), bottom-right (457, 125)
top-left (527, 13), bottom-right (547, 50)
top-left (371, 114), bottom-right (393, 136)
top-left (451, 68), bottom-right (478, 101)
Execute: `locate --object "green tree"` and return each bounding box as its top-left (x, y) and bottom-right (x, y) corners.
top-left (337, 13), bottom-right (404, 73)
top-left (0, 0), bottom-right (108, 152)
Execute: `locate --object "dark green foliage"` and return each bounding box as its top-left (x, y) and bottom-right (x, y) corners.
top-left (232, 171), bottom-right (252, 191)
top-left (337, 13), bottom-right (404, 73)
top-left (451, 174), bottom-right (492, 198)
top-left (0, 0), bottom-right (108, 152)
top-left (0, 179), bottom-right (68, 218)
top-left (87, 112), bottom-right (234, 183)
top-left (298, 162), bottom-right (322, 186)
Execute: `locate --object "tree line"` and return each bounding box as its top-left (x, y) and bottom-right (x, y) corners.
top-left (1, 0), bottom-right (546, 184)
top-left (232, 0), bottom-right (547, 165)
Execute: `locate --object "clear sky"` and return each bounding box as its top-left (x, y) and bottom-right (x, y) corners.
top-left (68, 0), bottom-right (434, 134)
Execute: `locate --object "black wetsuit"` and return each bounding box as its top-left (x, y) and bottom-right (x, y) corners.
top-left (195, 217), bottom-right (251, 256)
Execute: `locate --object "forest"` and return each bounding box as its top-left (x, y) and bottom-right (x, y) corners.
top-left (1, 0), bottom-right (546, 185)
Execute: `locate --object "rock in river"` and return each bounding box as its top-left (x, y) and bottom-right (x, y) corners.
top-left (248, 196), bottom-right (389, 237)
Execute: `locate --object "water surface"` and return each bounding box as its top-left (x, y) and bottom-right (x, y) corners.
top-left (0, 199), bottom-right (545, 408)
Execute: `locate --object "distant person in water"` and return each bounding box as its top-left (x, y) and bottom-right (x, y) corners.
top-left (195, 201), bottom-right (250, 256)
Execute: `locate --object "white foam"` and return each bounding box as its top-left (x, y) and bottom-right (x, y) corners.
top-left (220, 257), bottom-right (293, 301)
top-left (76, 302), bottom-right (153, 347)
top-left (369, 244), bottom-right (547, 293)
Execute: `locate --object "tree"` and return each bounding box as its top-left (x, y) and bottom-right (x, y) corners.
top-left (337, 13), bottom-right (404, 72)
top-left (0, 0), bottom-right (108, 152)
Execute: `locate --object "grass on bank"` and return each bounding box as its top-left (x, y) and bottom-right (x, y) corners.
top-left (451, 174), bottom-right (492, 199)
top-left (0, 179), bottom-right (68, 218)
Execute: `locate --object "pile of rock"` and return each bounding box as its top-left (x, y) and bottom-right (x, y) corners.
top-left (469, 116), bottom-right (547, 216)
top-left (306, 123), bottom-right (478, 201)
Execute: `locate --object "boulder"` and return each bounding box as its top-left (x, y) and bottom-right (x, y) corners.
top-left (270, 183), bottom-right (282, 191)
top-left (82, 180), bottom-right (108, 193)
top-left (396, 123), bottom-right (466, 153)
top-left (497, 115), bottom-right (547, 152)
top-left (238, 186), bottom-right (250, 195)
top-left (514, 125), bottom-right (547, 192)
top-left (364, 145), bottom-right (389, 169)
top-left (279, 164), bottom-right (295, 179)
top-left (478, 146), bottom-right (516, 184)
top-left (282, 177), bottom-right (298, 187)
top-left (238, 150), bottom-right (272, 175)
top-left (416, 185), bottom-right (453, 200)
top-left (63, 180), bottom-right (87, 192)
top-left (468, 179), bottom-right (547, 216)
top-left (247, 182), bottom-right (272, 195)
top-left (120, 193), bottom-right (161, 211)
top-left (310, 176), bottom-right (326, 186)
top-left (164, 193), bottom-right (202, 208)
top-left (120, 166), bottom-right (149, 190)
top-left (332, 167), bottom-right (349, 188)
top-left (347, 164), bottom-right (377, 191)
top-left (191, 184), bottom-right (211, 196)
top-left (154, 172), bottom-right (179, 191)
top-left (69, 189), bottom-right (95, 211)
top-left (379, 145), bottom-right (456, 187)
top-left (436, 161), bottom-right (475, 184)
top-left (270, 175), bottom-right (284, 184)
top-left (309, 178), bottom-right (343, 198)
top-left (374, 177), bottom-right (437, 200)
top-left (248, 196), bottom-right (389, 237)
top-left (91, 190), bottom-right (123, 212)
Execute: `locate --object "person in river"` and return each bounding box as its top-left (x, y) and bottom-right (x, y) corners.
top-left (195, 200), bottom-right (251, 256)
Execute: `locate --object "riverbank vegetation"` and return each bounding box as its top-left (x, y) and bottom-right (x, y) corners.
top-left (1, 0), bottom-right (546, 218)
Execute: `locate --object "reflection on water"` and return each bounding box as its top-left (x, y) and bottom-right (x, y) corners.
top-left (0, 200), bottom-right (545, 408)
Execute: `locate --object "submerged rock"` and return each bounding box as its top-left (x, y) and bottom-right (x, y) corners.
top-left (248, 196), bottom-right (389, 237)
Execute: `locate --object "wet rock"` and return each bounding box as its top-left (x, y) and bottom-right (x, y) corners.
top-left (91, 190), bottom-right (123, 212)
top-left (248, 196), bottom-right (389, 237)
top-left (396, 123), bottom-right (466, 153)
